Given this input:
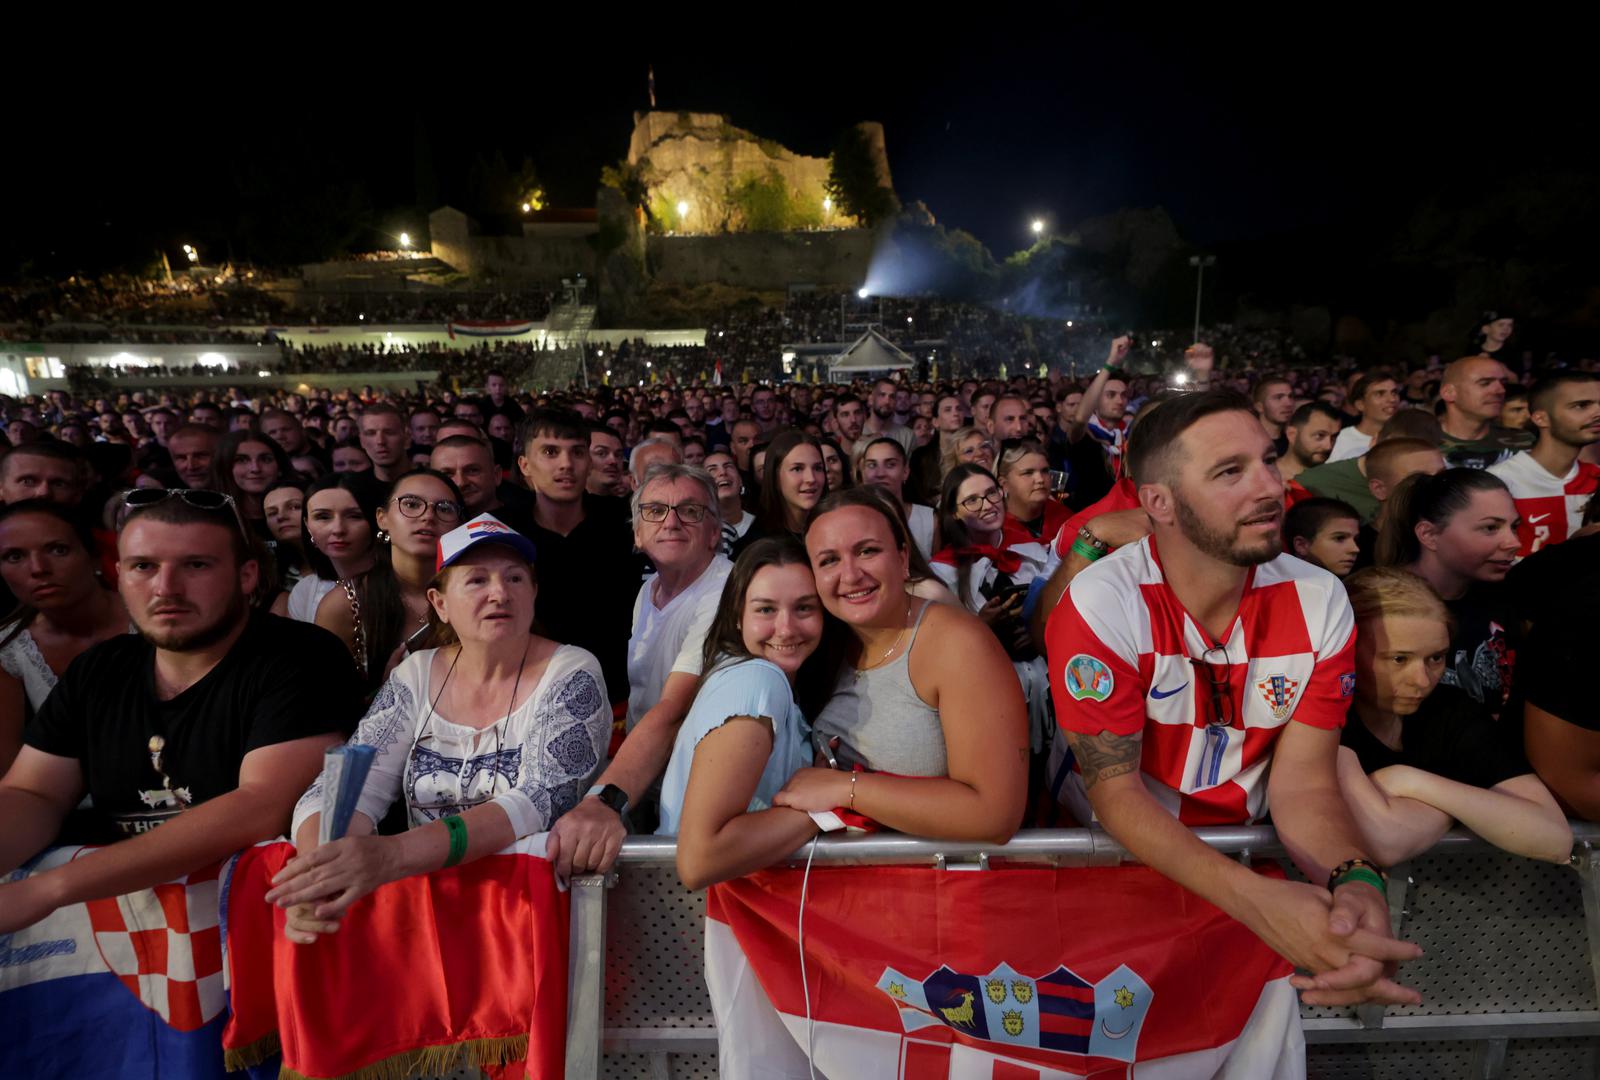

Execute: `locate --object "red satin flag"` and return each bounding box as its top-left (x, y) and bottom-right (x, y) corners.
top-left (223, 841), bottom-right (568, 1080)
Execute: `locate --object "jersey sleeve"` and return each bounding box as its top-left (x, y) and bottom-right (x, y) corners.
top-left (1292, 578), bottom-right (1357, 730)
top-left (1045, 575), bottom-right (1147, 737)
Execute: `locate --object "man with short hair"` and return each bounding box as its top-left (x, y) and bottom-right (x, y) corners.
top-left (728, 418), bottom-right (762, 474)
top-left (453, 400), bottom-right (486, 428)
top-left (832, 394), bottom-right (867, 458)
top-left (750, 387), bottom-right (779, 434)
top-left (588, 423), bottom-right (629, 497)
top-left (1438, 355), bottom-right (1534, 469)
top-left (431, 435), bottom-right (533, 534)
top-left (909, 392), bottom-right (965, 503)
top-left (168, 424), bottom-right (220, 491)
top-left (1278, 402), bottom-right (1342, 484)
top-left (1253, 377), bottom-right (1296, 452)
top-left (1059, 337), bottom-right (1132, 508)
top-left (0, 442), bottom-right (86, 506)
top-left (1327, 371), bottom-right (1400, 463)
top-left (518, 408), bottom-right (641, 704)
top-left (188, 403), bottom-right (225, 431)
top-left (1489, 372), bottom-right (1600, 555)
top-left (1046, 390), bottom-right (1420, 1066)
top-left (260, 408), bottom-right (309, 458)
top-left (864, 378), bottom-right (914, 451)
top-left (549, 463), bottom-right (732, 870)
top-left (358, 404), bottom-right (409, 483)
top-left (0, 494), bottom-right (360, 931)
top-left (409, 408), bottom-right (441, 449)
top-left (629, 436), bottom-right (683, 490)
top-left (989, 393), bottom-right (1033, 442)
top-left (146, 408), bottom-right (179, 447)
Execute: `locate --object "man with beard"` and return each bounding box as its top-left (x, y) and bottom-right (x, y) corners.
top-left (1252, 377), bottom-right (1296, 455)
top-left (831, 394), bottom-right (868, 459)
top-left (0, 492), bottom-right (359, 931)
top-left (1045, 390), bottom-right (1420, 1068)
top-left (1278, 401), bottom-right (1342, 485)
top-left (864, 378), bottom-right (913, 453)
top-left (1489, 372), bottom-right (1600, 555)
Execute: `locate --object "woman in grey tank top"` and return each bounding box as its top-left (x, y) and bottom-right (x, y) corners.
top-left (772, 488), bottom-right (1029, 844)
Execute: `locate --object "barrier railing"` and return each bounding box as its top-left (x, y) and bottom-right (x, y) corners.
top-left (567, 824), bottom-right (1600, 1080)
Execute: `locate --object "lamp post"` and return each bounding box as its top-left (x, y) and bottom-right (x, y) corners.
top-left (1031, 219), bottom-right (1045, 239)
top-left (1189, 255), bottom-right (1216, 343)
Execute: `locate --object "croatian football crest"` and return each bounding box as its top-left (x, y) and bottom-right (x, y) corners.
top-left (876, 961), bottom-right (1153, 1063)
top-left (1254, 674), bottom-right (1300, 720)
top-left (1064, 655), bottom-right (1115, 702)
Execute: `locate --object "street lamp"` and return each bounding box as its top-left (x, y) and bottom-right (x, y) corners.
top-left (857, 288), bottom-right (869, 299)
top-left (399, 232), bottom-right (411, 249)
top-left (676, 200), bottom-right (689, 221)
top-left (823, 197), bottom-right (832, 213)
top-left (1031, 219), bottom-right (1045, 236)
top-left (1189, 255), bottom-right (1217, 343)
top-left (521, 202), bottom-right (532, 214)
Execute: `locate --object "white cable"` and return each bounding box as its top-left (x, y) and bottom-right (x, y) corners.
top-left (797, 833), bottom-right (821, 1080)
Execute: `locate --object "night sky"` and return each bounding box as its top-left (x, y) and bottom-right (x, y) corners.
top-left (8, 15), bottom-right (1596, 278)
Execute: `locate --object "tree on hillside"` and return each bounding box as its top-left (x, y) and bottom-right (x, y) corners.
top-left (826, 128), bottom-right (899, 228)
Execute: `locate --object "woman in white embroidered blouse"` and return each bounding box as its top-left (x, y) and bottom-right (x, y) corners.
top-left (267, 514), bottom-right (610, 944)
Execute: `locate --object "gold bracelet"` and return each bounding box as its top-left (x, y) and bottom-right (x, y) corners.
top-left (849, 772), bottom-right (859, 811)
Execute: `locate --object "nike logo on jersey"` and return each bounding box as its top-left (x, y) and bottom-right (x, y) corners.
top-left (1527, 514), bottom-right (1551, 524)
top-left (1150, 683), bottom-right (1189, 700)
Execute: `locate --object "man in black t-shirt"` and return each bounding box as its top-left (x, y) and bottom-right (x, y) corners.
top-left (0, 492), bottom-right (360, 934)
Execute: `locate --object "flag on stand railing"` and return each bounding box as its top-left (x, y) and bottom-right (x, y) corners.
top-left (0, 848), bottom-right (236, 1079)
top-left (224, 835), bottom-right (567, 1080)
top-left (705, 863), bottom-right (1301, 1079)
top-left (446, 320), bottom-right (538, 341)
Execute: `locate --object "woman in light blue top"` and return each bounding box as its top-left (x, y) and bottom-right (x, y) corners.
top-left (662, 537), bottom-right (847, 889)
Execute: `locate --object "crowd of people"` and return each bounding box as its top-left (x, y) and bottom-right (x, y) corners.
top-left (0, 305), bottom-right (1593, 1074)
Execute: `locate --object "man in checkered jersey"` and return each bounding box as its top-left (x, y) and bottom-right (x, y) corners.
top-left (1046, 391), bottom-right (1422, 1063)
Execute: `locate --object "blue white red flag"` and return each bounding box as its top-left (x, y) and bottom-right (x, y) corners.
top-left (0, 847), bottom-right (237, 1079)
top-left (446, 320), bottom-right (538, 340)
top-left (705, 863), bottom-right (1303, 1079)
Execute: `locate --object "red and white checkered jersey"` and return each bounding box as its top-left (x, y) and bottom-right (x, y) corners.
top-left (1487, 452), bottom-right (1600, 557)
top-left (1046, 535), bottom-right (1356, 827)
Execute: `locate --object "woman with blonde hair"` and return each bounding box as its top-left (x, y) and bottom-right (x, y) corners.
top-left (1335, 566), bottom-right (1570, 865)
top-left (939, 425), bottom-right (994, 483)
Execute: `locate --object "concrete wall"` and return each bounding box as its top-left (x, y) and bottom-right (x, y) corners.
top-left (646, 230), bottom-right (875, 291)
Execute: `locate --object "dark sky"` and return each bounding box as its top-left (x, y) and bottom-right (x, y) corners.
top-left (8, 14), bottom-right (1596, 276)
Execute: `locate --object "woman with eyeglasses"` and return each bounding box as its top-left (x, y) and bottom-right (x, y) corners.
top-left (270, 514), bottom-right (609, 944)
top-left (855, 436), bottom-right (937, 562)
top-left (316, 469), bottom-right (464, 689)
top-left (1335, 567), bottom-right (1570, 864)
top-left (0, 501), bottom-right (131, 774)
top-left (288, 472), bottom-right (384, 624)
top-left (941, 425), bottom-right (995, 483)
top-left (996, 439), bottom-right (1068, 541)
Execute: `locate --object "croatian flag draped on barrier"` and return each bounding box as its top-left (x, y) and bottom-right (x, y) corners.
top-left (0, 838), bottom-right (568, 1080)
top-left (446, 320), bottom-right (539, 340)
top-left (706, 863), bottom-right (1302, 1079)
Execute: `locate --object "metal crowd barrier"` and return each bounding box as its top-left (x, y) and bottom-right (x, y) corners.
top-left (563, 825), bottom-right (1600, 1080)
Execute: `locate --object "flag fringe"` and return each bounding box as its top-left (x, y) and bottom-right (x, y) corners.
top-left (223, 1032), bottom-right (282, 1071)
top-left (274, 1034), bottom-right (530, 1080)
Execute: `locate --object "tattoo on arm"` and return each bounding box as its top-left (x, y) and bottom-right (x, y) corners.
top-left (1066, 729), bottom-right (1143, 791)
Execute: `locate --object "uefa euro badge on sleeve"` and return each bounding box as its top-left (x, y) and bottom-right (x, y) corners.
top-left (1064, 655), bottom-right (1115, 702)
top-left (319, 744), bottom-right (377, 844)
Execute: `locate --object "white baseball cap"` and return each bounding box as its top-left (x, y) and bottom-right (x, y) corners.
top-left (434, 514), bottom-right (539, 573)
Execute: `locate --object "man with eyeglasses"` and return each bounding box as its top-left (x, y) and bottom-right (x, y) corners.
top-left (1045, 390), bottom-right (1421, 1070)
top-left (0, 489), bottom-right (361, 933)
top-left (550, 464), bottom-right (731, 871)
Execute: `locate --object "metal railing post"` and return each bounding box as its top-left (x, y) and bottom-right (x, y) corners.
top-left (1572, 840), bottom-right (1600, 1004)
top-left (565, 872), bottom-right (616, 1080)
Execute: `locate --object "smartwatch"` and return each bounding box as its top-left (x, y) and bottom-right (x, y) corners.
top-left (586, 783), bottom-right (630, 818)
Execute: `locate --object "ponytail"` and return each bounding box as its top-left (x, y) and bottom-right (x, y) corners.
top-left (1375, 468), bottom-right (1511, 568)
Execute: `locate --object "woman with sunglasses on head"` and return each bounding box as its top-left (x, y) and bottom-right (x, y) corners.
top-left (856, 436), bottom-right (938, 562)
top-left (772, 488), bottom-right (1027, 843)
top-left (270, 514), bottom-right (610, 944)
top-left (0, 501), bottom-right (131, 774)
top-left (316, 469), bottom-right (464, 689)
top-left (1376, 468), bottom-right (1523, 711)
top-left (288, 472), bottom-right (384, 624)
top-left (997, 439), bottom-right (1068, 541)
top-left (1335, 567), bottom-right (1570, 864)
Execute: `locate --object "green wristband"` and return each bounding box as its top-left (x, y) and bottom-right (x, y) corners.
top-left (442, 814), bottom-right (469, 869)
top-left (1069, 539), bottom-right (1107, 562)
top-left (1332, 866), bottom-right (1386, 896)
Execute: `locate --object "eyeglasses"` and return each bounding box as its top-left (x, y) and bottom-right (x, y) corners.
top-left (639, 501), bottom-right (709, 524)
top-left (1189, 644), bottom-right (1235, 728)
top-left (393, 494), bottom-right (462, 522)
top-left (118, 487), bottom-right (251, 543)
top-left (958, 488), bottom-right (1006, 514)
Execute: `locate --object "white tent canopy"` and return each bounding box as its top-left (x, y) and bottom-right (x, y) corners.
top-left (827, 328), bottom-right (914, 381)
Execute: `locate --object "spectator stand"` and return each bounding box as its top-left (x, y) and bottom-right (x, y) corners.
top-left (565, 826), bottom-right (1600, 1080)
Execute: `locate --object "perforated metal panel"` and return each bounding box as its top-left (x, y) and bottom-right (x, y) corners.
top-left (603, 1051), bottom-right (719, 1080)
top-left (1309, 1037), bottom-right (1600, 1079)
top-left (604, 865), bottom-right (716, 1029)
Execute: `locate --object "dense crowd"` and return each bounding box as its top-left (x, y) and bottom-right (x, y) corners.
top-left (0, 306), bottom-right (1594, 1073)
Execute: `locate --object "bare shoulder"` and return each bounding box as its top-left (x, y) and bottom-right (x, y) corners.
top-left (314, 582), bottom-right (355, 637)
top-left (912, 601), bottom-right (1010, 674)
